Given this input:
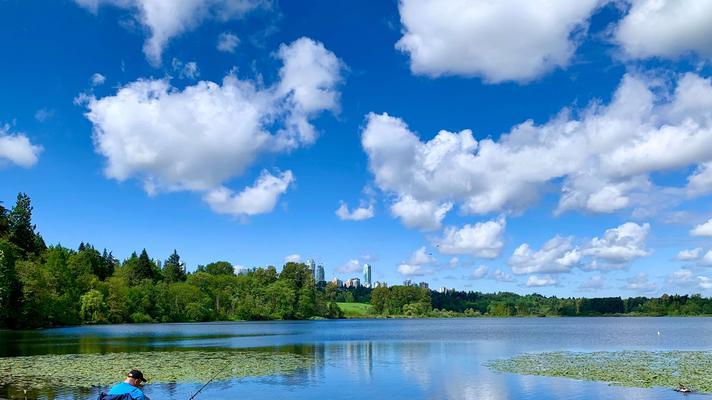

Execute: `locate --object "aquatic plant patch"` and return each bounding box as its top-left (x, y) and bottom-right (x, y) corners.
top-left (0, 350), bottom-right (313, 390)
top-left (487, 351), bottom-right (712, 393)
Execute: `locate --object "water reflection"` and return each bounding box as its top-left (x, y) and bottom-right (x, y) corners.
top-left (1, 318), bottom-right (711, 399)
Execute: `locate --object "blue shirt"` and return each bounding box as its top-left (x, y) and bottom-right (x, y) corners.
top-left (107, 382), bottom-right (148, 400)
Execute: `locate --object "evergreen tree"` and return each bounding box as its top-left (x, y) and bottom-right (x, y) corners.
top-left (0, 201), bottom-right (9, 238)
top-left (163, 250), bottom-right (187, 283)
top-left (0, 240), bottom-right (21, 328)
top-left (135, 249), bottom-right (157, 281)
top-left (8, 193), bottom-right (42, 256)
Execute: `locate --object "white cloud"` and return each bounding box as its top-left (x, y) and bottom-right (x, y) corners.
top-left (622, 272), bottom-right (658, 293)
top-left (81, 38), bottom-right (342, 217)
top-left (397, 263), bottom-right (429, 277)
top-left (509, 236), bottom-right (580, 275)
top-left (284, 254), bottom-right (301, 263)
top-left (0, 125), bottom-right (42, 168)
top-left (433, 217), bottom-right (506, 259)
top-left (525, 275), bottom-right (559, 287)
top-left (447, 257), bottom-right (459, 268)
top-left (172, 59), bottom-right (200, 79)
top-left (337, 259), bottom-right (362, 274)
top-left (91, 73), bottom-right (106, 86)
top-left (699, 276), bottom-right (712, 290)
top-left (686, 162), bottom-right (712, 197)
top-left (217, 32), bottom-right (240, 53)
top-left (396, 0), bottom-right (600, 83)
top-left (581, 222), bottom-right (650, 269)
top-left (335, 201), bottom-right (374, 221)
top-left (578, 275), bottom-right (605, 291)
top-left (701, 250), bottom-right (712, 266)
top-left (492, 269), bottom-right (514, 283)
top-left (666, 269), bottom-right (695, 286)
top-left (397, 247), bottom-right (436, 277)
top-left (390, 196), bottom-right (452, 231)
top-left (203, 170), bottom-right (293, 217)
top-left (615, 0), bottom-right (712, 60)
top-left (362, 73), bottom-right (712, 221)
top-left (676, 248), bottom-right (702, 261)
top-left (691, 218), bottom-right (712, 237)
top-left (407, 246), bottom-right (436, 266)
top-left (466, 265), bottom-right (488, 280)
top-left (75, 0), bottom-right (265, 65)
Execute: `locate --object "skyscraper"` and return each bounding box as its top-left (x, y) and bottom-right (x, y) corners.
top-left (363, 263), bottom-right (372, 288)
top-left (316, 264), bottom-right (325, 283)
top-left (307, 259), bottom-right (316, 279)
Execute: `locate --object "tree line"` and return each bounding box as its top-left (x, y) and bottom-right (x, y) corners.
top-left (0, 193), bottom-right (342, 329)
top-left (1, 193), bottom-right (711, 329)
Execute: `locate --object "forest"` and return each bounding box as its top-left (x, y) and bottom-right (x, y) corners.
top-left (1, 193), bottom-right (711, 329)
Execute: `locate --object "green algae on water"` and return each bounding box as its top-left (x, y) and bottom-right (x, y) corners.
top-left (487, 350), bottom-right (712, 394)
top-left (0, 350), bottom-right (313, 390)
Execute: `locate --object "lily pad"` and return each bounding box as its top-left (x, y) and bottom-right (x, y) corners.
top-left (487, 350), bottom-right (712, 393)
top-left (0, 349), bottom-right (313, 391)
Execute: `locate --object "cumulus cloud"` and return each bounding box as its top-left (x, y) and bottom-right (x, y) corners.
top-left (408, 247), bottom-right (436, 266)
top-left (509, 236), bottom-right (580, 275)
top-left (395, 0), bottom-right (600, 83)
top-left (172, 59), bottom-right (200, 79)
top-left (701, 250), bottom-right (712, 266)
top-left (284, 254), bottom-right (300, 263)
top-left (433, 217), bottom-right (506, 259)
top-left (91, 73), bottom-right (106, 87)
top-left (699, 276), bottom-right (712, 290)
top-left (686, 162), bottom-right (712, 197)
top-left (492, 269), bottom-right (514, 283)
top-left (203, 170), bottom-right (293, 216)
top-left (397, 247), bottom-right (436, 277)
top-left (362, 73), bottom-right (712, 221)
top-left (691, 218), bottom-right (712, 237)
top-left (466, 265), bottom-right (488, 280)
top-left (581, 222), bottom-right (650, 269)
top-left (75, 0), bottom-right (266, 65)
top-left (0, 125), bottom-right (43, 168)
top-left (335, 201), bottom-right (374, 221)
top-left (666, 268), bottom-right (696, 286)
top-left (81, 38), bottom-right (342, 217)
top-left (217, 32), bottom-right (240, 53)
top-left (390, 196), bottom-right (452, 231)
top-left (525, 275), bottom-right (559, 287)
top-left (578, 275), bottom-right (605, 291)
top-left (622, 272), bottom-right (658, 293)
top-left (397, 263), bottom-right (429, 277)
top-left (337, 259), bottom-right (362, 274)
top-left (510, 222), bottom-right (649, 275)
top-left (676, 248), bottom-right (703, 262)
top-left (615, 0), bottom-right (712, 60)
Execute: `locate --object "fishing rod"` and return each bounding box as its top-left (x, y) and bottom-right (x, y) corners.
top-left (187, 359), bottom-right (233, 400)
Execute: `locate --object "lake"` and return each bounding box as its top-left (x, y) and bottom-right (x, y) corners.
top-left (1, 317), bottom-right (711, 399)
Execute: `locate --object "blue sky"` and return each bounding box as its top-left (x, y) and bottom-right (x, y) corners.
top-left (2, 0), bottom-right (712, 296)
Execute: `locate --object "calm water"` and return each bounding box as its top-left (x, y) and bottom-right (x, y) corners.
top-left (1, 317), bottom-right (711, 399)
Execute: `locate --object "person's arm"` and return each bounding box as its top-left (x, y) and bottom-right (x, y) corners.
top-left (131, 388), bottom-right (148, 400)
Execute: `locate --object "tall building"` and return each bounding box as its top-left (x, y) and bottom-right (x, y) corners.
top-left (316, 264), bottom-right (325, 283)
top-left (363, 263), bottom-right (372, 288)
top-left (330, 277), bottom-right (343, 287)
top-left (307, 259), bottom-right (316, 279)
top-left (345, 277), bottom-right (361, 288)
top-left (419, 282), bottom-right (429, 289)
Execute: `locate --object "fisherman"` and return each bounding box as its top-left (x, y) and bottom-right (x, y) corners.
top-left (98, 370), bottom-right (150, 400)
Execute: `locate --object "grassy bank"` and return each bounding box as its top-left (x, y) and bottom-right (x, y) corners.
top-left (336, 302), bottom-right (373, 317)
